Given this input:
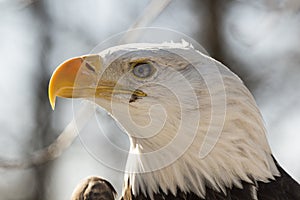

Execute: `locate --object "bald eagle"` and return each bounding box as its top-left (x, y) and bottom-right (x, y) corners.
top-left (49, 42), bottom-right (300, 199)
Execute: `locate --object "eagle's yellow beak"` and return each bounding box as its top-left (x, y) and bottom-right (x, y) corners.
top-left (48, 57), bottom-right (83, 110)
top-left (49, 55), bottom-right (147, 110)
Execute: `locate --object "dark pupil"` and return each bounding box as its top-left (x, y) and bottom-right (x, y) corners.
top-left (133, 63), bottom-right (151, 78)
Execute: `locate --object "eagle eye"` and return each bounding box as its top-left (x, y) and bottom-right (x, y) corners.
top-left (131, 62), bottom-right (154, 79)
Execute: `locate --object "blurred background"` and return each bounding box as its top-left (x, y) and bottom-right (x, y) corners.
top-left (0, 0), bottom-right (300, 199)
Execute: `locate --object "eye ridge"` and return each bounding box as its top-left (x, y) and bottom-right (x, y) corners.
top-left (132, 62), bottom-right (154, 78)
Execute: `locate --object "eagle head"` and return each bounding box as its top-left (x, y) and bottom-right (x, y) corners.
top-left (49, 42), bottom-right (279, 198)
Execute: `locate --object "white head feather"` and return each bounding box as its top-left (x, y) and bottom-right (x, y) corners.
top-left (94, 41), bottom-right (279, 199)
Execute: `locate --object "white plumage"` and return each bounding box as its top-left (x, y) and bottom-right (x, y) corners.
top-left (93, 42), bottom-right (279, 198)
top-left (50, 41), bottom-right (300, 200)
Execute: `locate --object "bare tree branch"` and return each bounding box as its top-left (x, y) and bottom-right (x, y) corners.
top-left (119, 0), bottom-right (172, 43)
top-left (0, 102), bottom-right (94, 169)
top-left (0, 0), bottom-right (173, 171)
